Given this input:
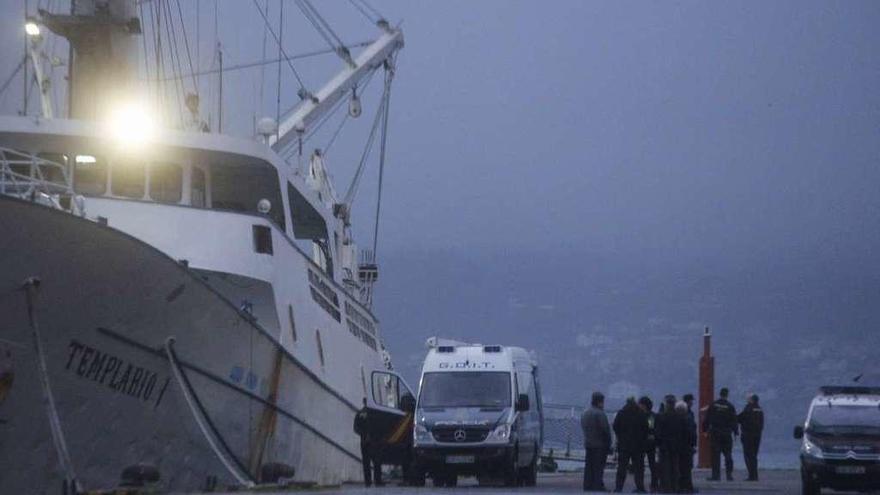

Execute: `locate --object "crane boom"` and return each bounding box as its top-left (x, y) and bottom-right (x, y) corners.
top-left (270, 26), bottom-right (403, 152)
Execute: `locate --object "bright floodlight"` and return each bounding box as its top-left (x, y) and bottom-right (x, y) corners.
top-left (107, 102), bottom-right (156, 146)
top-left (25, 22), bottom-right (40, 37)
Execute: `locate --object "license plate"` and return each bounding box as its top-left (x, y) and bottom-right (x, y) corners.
top-left (835, 465), bottom-right (866, 475)
top-left (446, 455), bottom-right (475, 464)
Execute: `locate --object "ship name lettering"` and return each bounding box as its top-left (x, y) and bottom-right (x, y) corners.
top-left (66, 339), bottom-right (166, 405)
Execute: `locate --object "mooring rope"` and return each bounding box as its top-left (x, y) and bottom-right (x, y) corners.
top-left (163, 337), bottom-right (256, 488)
top-left (22, 277), bottom-right (82, 494)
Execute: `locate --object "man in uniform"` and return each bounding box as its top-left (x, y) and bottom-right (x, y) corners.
top-left (738, 394), bottom-right (764, 481)
top-left (702, 387), bottom-right (738, 481)
top-left (613, 397), bottom-right (649, 492)
top-left (354, 398), bottom-right (383, 486)
top-left (581, 391), bottom-right (612, 491)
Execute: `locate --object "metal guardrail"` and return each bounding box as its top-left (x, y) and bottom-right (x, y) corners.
top-left (0, 147), bottom-right (72, 199)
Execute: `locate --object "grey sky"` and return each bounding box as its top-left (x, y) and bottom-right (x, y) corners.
top-left (2, 0), bottom-right (877, 266)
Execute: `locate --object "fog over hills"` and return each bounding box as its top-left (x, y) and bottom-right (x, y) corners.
top-left (376, 248), bottom-right (880, 467)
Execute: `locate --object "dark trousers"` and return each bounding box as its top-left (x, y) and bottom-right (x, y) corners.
top-left (742, 435), bottom-right (761, 480)
top-left (659, 449), bottom-right (680, 493)
top-left (583, 447), bottom-right (608, 491)
top-left (616, 449), bottom-right (645, 491)
top-left (643, 448), bottom-right (659, 490)
top-left (710, 432), bottom-right (733, 479)
top-left (360, 442), bottom-right (382, 486)
top-left (678, 450), bottom-right (694, 492)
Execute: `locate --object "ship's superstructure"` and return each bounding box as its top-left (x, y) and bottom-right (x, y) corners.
top-left (0, 1), bottom-right (404, 492)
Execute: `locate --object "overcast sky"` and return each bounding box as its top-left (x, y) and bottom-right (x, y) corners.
top-left (2, 0), bottom-right (878, 268)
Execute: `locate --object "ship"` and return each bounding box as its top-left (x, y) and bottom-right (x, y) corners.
top-left (0, 0), bottom-right (409, 492)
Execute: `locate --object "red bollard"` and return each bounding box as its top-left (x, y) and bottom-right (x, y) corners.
top-left (698, 327), bottom-right (714, 469)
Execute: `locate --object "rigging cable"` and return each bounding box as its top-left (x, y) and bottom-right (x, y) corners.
top-left (294, 0), bottom-right (349, 63)
top-left (174, 0), bottom-right (199, 92)
top-left (372, 64), bottom-right (394, 256)
top-left (0, 57), bottom-right (26, 99)
top-left (258, 0), bottom-right (269, 125)
top-left (275, 0), bottom-right (283, 140)
top-left (347, 0), bottom-right (377, 24)
top-left (251, 0), bottom-right (308, 93)
top-left (356, 0), bottom-right (386, 23)
top-left (161, 0), bottom-right (186, 126)
top-left (152, 42), bottom-right (372, 82)
top-left (342, 70), bottom-right (389, 207)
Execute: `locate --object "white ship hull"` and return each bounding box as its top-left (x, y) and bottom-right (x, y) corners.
top-left (0, 195), bottom-right (375, 492)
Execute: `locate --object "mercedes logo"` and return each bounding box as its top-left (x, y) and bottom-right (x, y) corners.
top-left (454, 429), bottom-right (467, 442)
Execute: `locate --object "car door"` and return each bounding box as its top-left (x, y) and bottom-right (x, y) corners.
top-left (367, 370), bottom-right (416, 464)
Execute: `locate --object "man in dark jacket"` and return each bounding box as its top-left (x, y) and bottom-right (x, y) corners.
top-left (738, 394), bottom-right (764, 481)
top-left (638, 396), bottom-right (660, 492)
top-left (680, 394), bottom-right (698, 492)
top-left (581, 391), bottom-right (612, 491)
top-left (613, 397), bottom-right (649, 492)
top-left (655, 395), bottom-right (687, 494)
top-left (702, 387), bottom-right (738, 481)
top-left (354, 398), bottom-right (383, 486)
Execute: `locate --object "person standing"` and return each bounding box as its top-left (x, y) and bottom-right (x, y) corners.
top-left (680, 394), bottom-right (698, 493)
top-left (354, 398), bottom-right (383, 487)
top-left (655, 395), bottom-right (686, 494)
top-left (702, 387), bottom-right (738, 481)
top-left (638, 397), bottom-right (660, 492)
top-left (613, 397), bottom-right (649, 493)
top-left (581, 391), bottom-right (612, 492)
top-left (738, 394), bottom-right (764, 481)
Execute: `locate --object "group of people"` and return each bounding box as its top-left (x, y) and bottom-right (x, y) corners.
top-left (580, 387), bottom-right (764, 493)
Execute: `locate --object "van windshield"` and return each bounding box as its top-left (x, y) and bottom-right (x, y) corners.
top-left (419, 372), bottom-right (511, 408)
top-left (808, 404), bottom-right (880, 435)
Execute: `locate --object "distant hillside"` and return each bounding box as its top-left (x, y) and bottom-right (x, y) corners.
top-left (375, 249), bottom-right (880, 467)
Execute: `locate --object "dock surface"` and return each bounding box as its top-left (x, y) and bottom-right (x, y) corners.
top-left (207, 469), bottom-right (805, 495)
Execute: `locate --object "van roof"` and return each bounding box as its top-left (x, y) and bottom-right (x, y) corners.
top-left (811, 386), bottom-right (880, 407)
top-left (421, 345), bottom-right (535, 373)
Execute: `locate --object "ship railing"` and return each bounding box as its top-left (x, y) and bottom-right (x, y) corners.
top-left (0, 147), bottom-right (73, 204)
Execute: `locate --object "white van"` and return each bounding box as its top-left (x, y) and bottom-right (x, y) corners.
top-left (411, 340), bottom-right (543, 487)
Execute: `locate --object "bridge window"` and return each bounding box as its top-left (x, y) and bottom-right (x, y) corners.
top-left (111, 160), bottom-right (146, 198)
top-left (149, 162), bottom-right (182, 204)
top-left (73, 155), bottom-right (107, 195)
top-left (288, 304), bottom-right (298, 343)
top-left (316, 330), bottom-right (326, 367)
top-left (36, 153), bottom-right (68, 184)
top-left (211, 163), bottom-right (284, 229)
top-left (191, 167), bottom-right (206, 207)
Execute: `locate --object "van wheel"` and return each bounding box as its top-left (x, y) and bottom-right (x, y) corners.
top-left (504, 448), bottom-right (519, 487)
top-left (520, 445), bottom-right (538, 487)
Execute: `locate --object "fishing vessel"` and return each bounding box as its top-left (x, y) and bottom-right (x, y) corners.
top-left (0, 0), bottom-right (406, 492)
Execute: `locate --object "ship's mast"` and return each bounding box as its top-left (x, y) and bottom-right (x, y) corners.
top-left (39, 0), bottom-right (141, 120)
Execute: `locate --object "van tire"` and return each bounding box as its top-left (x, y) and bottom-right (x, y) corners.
top-left (504, 447), bottom-right (519, 487)
top-left (520, 444), bottom-right (538, 486)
